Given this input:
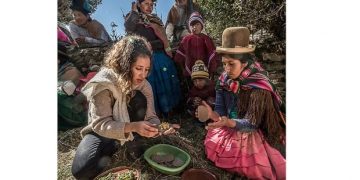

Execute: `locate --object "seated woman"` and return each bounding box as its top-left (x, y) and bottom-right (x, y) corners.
top-left (71, 35), bottom-right (179, 180)
top-left (58, 43), bottom-right (87, 131)
top-left (58, 43), bottom-right (83, 86)
top-left (58, 25), bottom-right (73, 45)
top-left (198, 27), bottom-right (286, 179)
top-left (68, 0), bottom-right (111, 46)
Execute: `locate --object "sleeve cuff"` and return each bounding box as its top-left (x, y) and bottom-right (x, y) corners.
top-left (118, 123), bottom-right (134, 145)
top-left (233, 118), bottom-right (256, 132)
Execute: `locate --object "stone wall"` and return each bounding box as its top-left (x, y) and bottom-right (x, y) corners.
top-left (58, 0), bottom-right (72, 23)
top-left (66, 45), bottom-right (286, 101)
top-left (260, 53), bottom-right (286, 100)
top-left (66, 45), bottom-right (112, 71)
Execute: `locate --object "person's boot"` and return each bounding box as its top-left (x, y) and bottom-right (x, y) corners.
top-left (124, 136), bottom-right (146, 161)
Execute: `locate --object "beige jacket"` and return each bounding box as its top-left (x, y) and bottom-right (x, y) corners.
top-left (80, 67), bottom-right (159, 145)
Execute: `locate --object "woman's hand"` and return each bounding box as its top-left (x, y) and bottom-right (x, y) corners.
top-left (131, 1), bottom-right (138, 12)
top-left (165, 49), bottom-right (173, 58)
top-left (131, 121), bottom-right (159, 137)
top-left (206, 116), bottom-right (235, 130)
top-left (75, 36), bottom-right (85, 44)
top-left (195, 100), bottom-right (217, 121)
top-left (162, 124), bottom-right (180, 135)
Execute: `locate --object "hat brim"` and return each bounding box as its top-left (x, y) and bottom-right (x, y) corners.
top-left (216, 45), bottom-right (256, 54)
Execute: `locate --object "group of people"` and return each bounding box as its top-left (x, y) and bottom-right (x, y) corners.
top-left (57, 0), bottom-right (286, 179)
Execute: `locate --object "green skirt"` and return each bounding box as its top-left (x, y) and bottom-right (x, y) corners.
top-left (58, 91), bottom-right (87, 131)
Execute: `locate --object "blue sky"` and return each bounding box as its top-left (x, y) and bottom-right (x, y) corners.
top-left (92, 0), bottom-right (173, 38)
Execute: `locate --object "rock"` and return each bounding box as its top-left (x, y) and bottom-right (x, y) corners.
top-left (264, 63), bottom-right (286, 71)
top-left (67, 45), bottom-right (112, 70)
top-left (172, 157), bottom-right (184, 167)
top-left (197, 105), bottom-right (209, 122)
top-left (262, 53), bottom-right (285, 62)
top-left (163, 154), bottom-right (175, 162)
top-left (151, 153), bottom-right (174, 164)
top-left (269, 73), bottom-right (285, 79)
top-left (275, 82), bottom-right (286, 88)
top-left (277, 87), bottom-right (285, 91)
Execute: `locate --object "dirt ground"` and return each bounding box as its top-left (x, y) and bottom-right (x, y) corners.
top-left (57, 113), bottom-right (248, 180)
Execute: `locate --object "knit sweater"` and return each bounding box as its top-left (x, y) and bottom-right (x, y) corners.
top-left (80, 68), bottom-right (159, 145)
top-left (187, 80), bottom-right (215, 103)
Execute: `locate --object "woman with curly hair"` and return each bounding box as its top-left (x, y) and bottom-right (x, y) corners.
top-left (71, 35), bottom-right (179, 179)
top-left (198, 27), bottom-right (286, 179)
top-left (124, 0), bottom-right (182, 117)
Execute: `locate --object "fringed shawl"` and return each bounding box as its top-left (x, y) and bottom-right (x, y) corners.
top-left (216, 60), bottom-right (286, 131)
top-left (70, 19), bottom-right (105, 40)
top-left (138, 13), bottom-right (171, 51)
top-left (217, 60), bottom-right (282, 105)
top-left (236, 89), bottom-right (284, 145)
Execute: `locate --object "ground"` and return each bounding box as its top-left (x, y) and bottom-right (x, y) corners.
top-left (57, 112), bottom-right (249, 180)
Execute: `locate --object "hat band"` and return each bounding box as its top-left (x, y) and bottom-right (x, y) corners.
top-left (234, 45), bottom-right (254, 48)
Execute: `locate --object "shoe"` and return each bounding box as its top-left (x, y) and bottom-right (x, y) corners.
top-left (124, 138), bottom-right (146, 160)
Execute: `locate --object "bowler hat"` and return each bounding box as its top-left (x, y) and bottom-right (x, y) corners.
top-left (216, 27), bottom-right (255, 54)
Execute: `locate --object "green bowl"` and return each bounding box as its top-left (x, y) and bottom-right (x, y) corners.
top-left (144, 144), bottom-right (191, 175)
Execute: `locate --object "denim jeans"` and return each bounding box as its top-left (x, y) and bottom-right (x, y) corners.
top-left (71, 90), bottom-right (147, 180)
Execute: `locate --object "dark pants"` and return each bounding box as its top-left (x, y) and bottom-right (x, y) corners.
top-left (71, 90), bottom-right (147, 180)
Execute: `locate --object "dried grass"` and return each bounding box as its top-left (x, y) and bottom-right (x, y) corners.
top-left (58, 114), bottom-right (248, 180)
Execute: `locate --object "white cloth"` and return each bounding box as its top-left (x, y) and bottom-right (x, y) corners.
top-left (82, 68), bottom-right (134, 145)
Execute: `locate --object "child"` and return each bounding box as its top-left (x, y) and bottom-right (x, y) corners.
top-left (186, 60), bottom-right (215, 117)
top-left (174, 12), bottom-right (218, 89)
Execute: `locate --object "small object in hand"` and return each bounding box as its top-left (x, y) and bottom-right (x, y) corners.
top-left (62, 80), bottom-right (76, 95)
top-left (193, 97), bottom-right (201, 106)
top-left (197, 105), bottom-right (209, 122)
top-left (158, 122), bottom-right (171, 133)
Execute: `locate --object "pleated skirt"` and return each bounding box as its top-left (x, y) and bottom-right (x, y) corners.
top-left (204, 127), bottom-right (286, 180)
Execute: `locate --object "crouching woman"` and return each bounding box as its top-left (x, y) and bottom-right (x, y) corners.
top-left (71, 35), bottom-right (171, 179)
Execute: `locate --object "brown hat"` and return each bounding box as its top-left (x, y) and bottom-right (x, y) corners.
top-left (191, 60), bottom-right (209, 80)
top-left (216, 27), bottom-right (255, 54)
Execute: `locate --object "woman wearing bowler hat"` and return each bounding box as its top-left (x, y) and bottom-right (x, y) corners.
top-left (197, 27), bottom-right (286, 179)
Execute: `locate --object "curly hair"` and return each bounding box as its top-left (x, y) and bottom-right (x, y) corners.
top-left (103, 35), bottom-right (152, 97)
